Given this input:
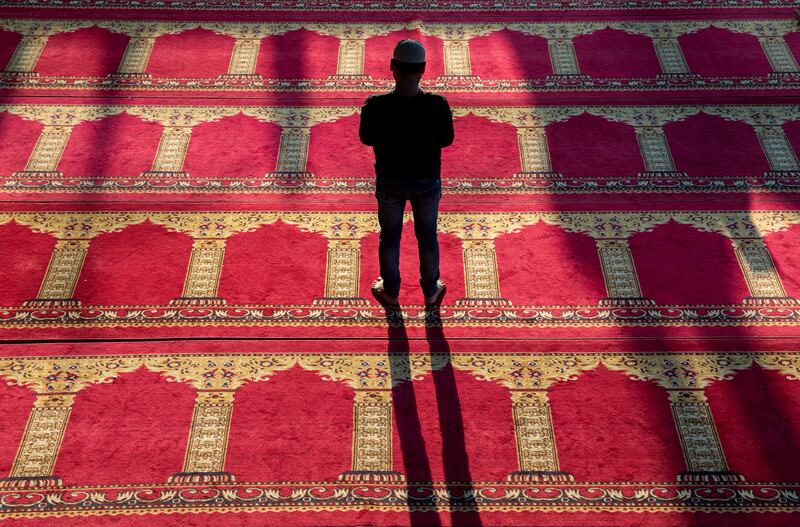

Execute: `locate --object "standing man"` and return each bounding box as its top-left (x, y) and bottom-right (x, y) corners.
top-left (359, 39), bottom-right (454, 309)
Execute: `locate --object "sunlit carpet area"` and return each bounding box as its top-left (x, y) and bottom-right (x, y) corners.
top-left (1, 1), bottom-right (800, 526)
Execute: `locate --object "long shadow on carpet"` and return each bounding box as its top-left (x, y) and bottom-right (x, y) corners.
top-left (388, 308), bottom-right (483, 527)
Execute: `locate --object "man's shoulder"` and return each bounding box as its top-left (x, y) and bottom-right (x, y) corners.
top-left (421, 91), bottom-right (448, 101)
top-left (363, 92), bottom-right (394, 106)
top-left (364, 91), bottom-right (449, 104)
top-left (421, 91), bottom-right (450, 108)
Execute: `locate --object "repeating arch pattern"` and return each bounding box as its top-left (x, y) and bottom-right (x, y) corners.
top-left (2, 0), bottom-right (800, 523)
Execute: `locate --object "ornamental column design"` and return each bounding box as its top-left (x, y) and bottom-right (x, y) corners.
top-left (143, 126), bottom-right (193, 178)
top-left (553, 212), bottom-right (662, 306)
top-left (15, 212), bottom-right (141, 307)
top-left (248, 106), bottom-right (359, 179)
top-left (154, 212), bottom-right (275, 306)
top-left (614, 22), bottom-right (699, 79)
top-left (730, 236), bottom-right (796, 306)
top-left (439, 213), bottom-right (525, 307)
top-left (272, 127), bottom-right (311, 176)
top-left (100, 20), bottom-right (194, 78)
top-left (348, 388), bottom-right (395, 480)
top-left (602, 104), bottom-right (694, 183)
top-left (713, 19), bottom-right (800, 77)
top-left (508, 389), bottom-right (565, 480)
top-left (652, 38), bottom-right (693, 77)
top-left (595, 238), bottom-right (653, 306)
top-left (4, 35), bottom-right (49, 76)
top-left (321, 239), bottom-right (366, 305)
top-left (603, 353), bottom-right (751, 483)
top-left (281, 212), bottom-right (375, 306)
top-left (2, 393), bottom-right (74, 489)
top-left (456, 106), bottom-right (565, 184)
top-left (418, 23), bottom-right (498, 81)
top-left (755, 125), bottom-right (800, 177)
top-left (146, 354), bottom-right (295, 484)
top-left (11, 105), bottom-right (107, 179)
top-left (515, 126), bottom-right (561, 179)
top-left (635, 126), bottom-right (688, 179)
top-left (297, 353), bottom-right (438, 482)
top-left (115, 37), bottom-right (156, 77)
top-left (28, 239), bottom-right (90, 307)
top-left (335, 39), bottom-right (368, 78)
top-left (505, 22), bottom-right (598, 81)
top-left (677, 212), bottom-right (799, 306)
top-left (176, 238), bottom-right (227, 305)
top-left (0, 357), bottom-right (139, 489)
top-left (546, 38), bottom-right (587, 79)
top-left (461, 239), bottom-right (505, 304)
top-left (13, 125), bottom-right (73, 178)
top-left (305, 23), bottom-right (402, 80)
top-left (223, 38), bottom-right (262, 78)
top-left (710, 106), bottom-right (800, 180)
top-left (759, 36), bottom-right (799, 76)
top-left (301, 355), bottom-right (400, 481)
top-left (130, 106), bottom-right (239, 180)
top-left (326, 28), bottom-right (372, 79)
top-left (201, 22), bottom-right (296, 80)
top-left (453, 354), bottom-right (601, 482)
top-left (668, 388), bottom-right (734, 480)
top-left (177, 389), bottom-right (236, 483)
top-left (442, 39), bottom-right (474, 78)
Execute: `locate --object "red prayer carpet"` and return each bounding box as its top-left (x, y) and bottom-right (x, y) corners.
top-left (1, 0), bottom-right (800, 525)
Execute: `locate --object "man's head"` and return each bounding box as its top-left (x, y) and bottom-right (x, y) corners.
top-left (390, 39), bottom-right (426, 78)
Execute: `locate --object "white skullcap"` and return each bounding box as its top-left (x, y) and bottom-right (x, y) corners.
top-left (392, 39), bottom-right (426, 63)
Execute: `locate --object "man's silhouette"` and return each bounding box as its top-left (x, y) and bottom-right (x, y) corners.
top-left (359, 39), bottom-right (455, 308)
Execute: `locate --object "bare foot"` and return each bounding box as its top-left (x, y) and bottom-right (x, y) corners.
top-left (371, 277), bottom-right (399, 308)
top-left (424, 280), bottom-right (446, 307)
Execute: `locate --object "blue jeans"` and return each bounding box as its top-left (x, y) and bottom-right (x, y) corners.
top-left (376, 177), bottom-right (442, 298)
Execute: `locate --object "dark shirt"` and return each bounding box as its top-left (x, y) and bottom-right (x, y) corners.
top-left (359, 90), bottom-right (454, 181)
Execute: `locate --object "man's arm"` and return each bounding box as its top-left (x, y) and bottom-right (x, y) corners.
top-left (359, 97), bottom-right (376, 146)
top-left (438, 97), bottom-right (454, 148)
